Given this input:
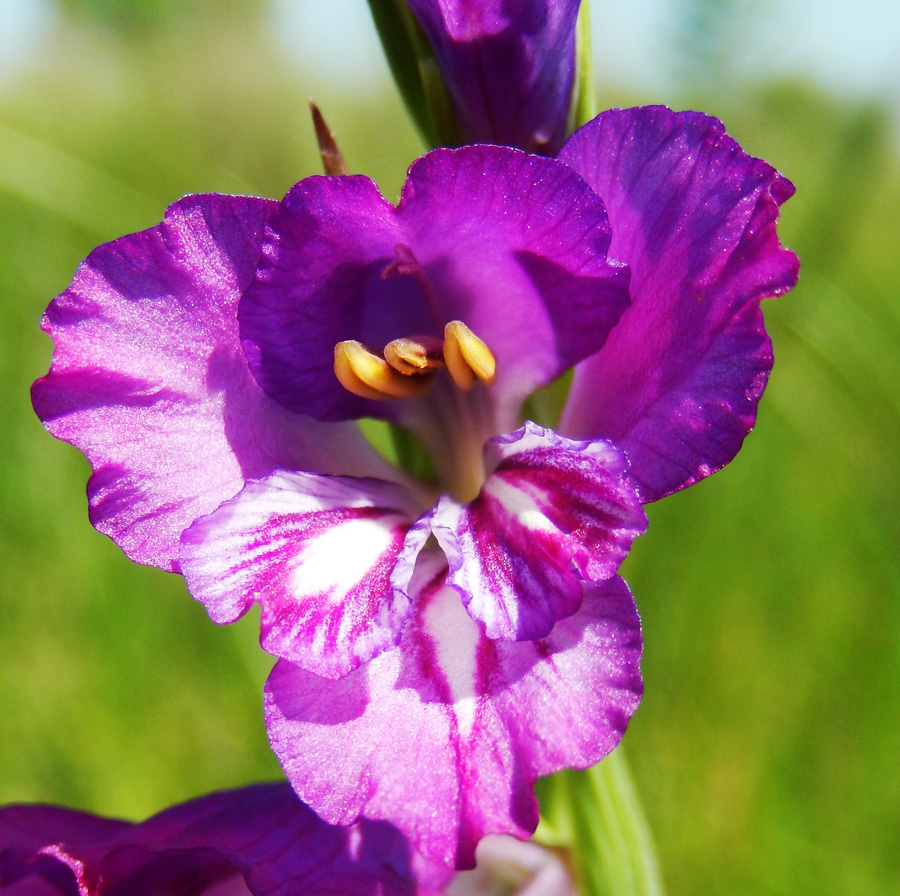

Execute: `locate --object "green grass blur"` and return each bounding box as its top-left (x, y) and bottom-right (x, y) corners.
top-left (1, 6), bottom-right (898, 895)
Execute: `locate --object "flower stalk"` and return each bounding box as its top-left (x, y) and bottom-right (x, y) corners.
top-left (365, 0), bottom-right (458, 147)
top-left (536, 750), bottom-right (665, 896)
top-left (571, 1), bottom-right (597, 130)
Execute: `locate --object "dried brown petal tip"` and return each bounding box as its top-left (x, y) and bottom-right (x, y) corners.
top-left (310, 102), bottom-right (349, 176)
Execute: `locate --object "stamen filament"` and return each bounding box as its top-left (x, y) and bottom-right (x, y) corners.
top-left (334, 341), bottom-right (434, 400)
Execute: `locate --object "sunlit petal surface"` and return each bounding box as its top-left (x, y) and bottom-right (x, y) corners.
top-left (265, 557), bottom-right (642, 869)
top-left (31, 195), bottom-right (388, 571)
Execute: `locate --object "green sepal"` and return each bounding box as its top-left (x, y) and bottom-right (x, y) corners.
top-left (366, 0), bottom-right (458, 148)
top-left (534, 748), bottom-right (666, 896)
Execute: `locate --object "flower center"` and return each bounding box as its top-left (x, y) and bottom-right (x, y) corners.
top-left (332, 243), bottom-right (501, 504)
top-left (333, 320), bottom-right (496, 402)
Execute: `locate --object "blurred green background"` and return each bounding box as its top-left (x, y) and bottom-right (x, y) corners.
top-left (1, 1), bottom-right (898, 893)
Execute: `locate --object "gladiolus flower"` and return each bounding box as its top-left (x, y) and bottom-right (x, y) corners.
top-left (33, 105), bottom-right (797, 868)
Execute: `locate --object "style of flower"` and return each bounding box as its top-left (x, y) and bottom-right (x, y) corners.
top-left (0, 784), bottom-right (447, 895)
top-left (32, 106), bottom-right (798, 868)
top-left (403, 0), bottom-right (584, 154)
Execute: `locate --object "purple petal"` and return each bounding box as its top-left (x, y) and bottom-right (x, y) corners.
top-left (265, 557), bottom-right (642, 870)
top-left (239, 146), bottom-right (629, 429)
top-left (406, 0), bottom-right (583, 154)
top-left (0, 784), bottom-right (445, 895)
top-left (431, 422), bottom-right (646, 640)
top-left (180, 472), bottom-right (423, 679)
top-left (558, 107), bottom-right (800, 501)
top-left (31, 194), bottom-right (390, 571)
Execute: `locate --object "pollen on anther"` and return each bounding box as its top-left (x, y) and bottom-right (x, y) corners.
top-left (334, 340), bottom-right (434, 401)
top-left (384, 335), bottom-right (445, 376)
top-left (443, 321), bottom-right (497, 391)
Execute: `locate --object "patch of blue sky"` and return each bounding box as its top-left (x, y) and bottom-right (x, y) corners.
top-left (1, 0), bottom-right (898, 103)
top-left (267, 0), bottom-right (900, 101)
top-left (0, 0), bottom-right (55, 79)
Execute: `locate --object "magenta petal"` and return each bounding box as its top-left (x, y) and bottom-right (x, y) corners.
top-left (31, 194), bottom-right (389, 571)
top-left (431, 422), bottom-right (646, 640)
top-left (180, 472), bottom-right (423, 679)
top-left (558, 106), bottom-right (800, 501)
top-left (398, 148), bottom-right (629, 412)
top-left (0, 784), bottom-right (444, 895)
top-left (265, 560), bottom-right (642, 870)
top-left (406, 0), bottom-right (582, 154)
top-left (239, 175), bottom-right (410, 424)
top-left (239, 146), bottom-right (629, 426)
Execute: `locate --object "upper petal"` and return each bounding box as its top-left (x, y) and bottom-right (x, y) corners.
top-left (430, 422), bottom-right (646, 640)
top-left (240, 146), bottom-right (629, 430)
top-left (265, 557), bottom-right (642, 870)
top-left (558, 106), bottom-right (800, 501)
top-left (405, 0), bottom-right (583, 154)
top-left (0, 784), bottom-right (443, 895)
top-left (31, 194), bottom-right (390, 571)
top-left (180, 472), bottom-right (422, 679)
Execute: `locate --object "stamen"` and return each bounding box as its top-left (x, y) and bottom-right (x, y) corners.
top-left (443, 321), bottom-right (497, 391)
top-left (334, 341), bottom-right (434, 400)
top-left (384, 335), bottom-right (445, 375)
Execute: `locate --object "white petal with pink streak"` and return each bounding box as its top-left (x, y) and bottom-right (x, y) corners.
top-left (180, 471), bottom-right (421, 679)
top-left (265, 555), bottom-right (642, 869)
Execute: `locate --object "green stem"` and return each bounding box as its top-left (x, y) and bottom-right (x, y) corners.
top-left (535, 748), bottom-right (665, 896)
top-left (365, 0), bottom-right (457, 148)
top-left (571, 0), bottom-right (598, 131)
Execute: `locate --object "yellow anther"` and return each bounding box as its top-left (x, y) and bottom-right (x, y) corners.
top-left (334, 341), bottom-right (434, 401)
top-left (384, 335), bottom-right (446, 376)
top-left (443, 321), bottom-right (497, 391)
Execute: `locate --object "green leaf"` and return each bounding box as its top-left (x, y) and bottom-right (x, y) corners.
top-left (0, 122), bottom-right (160, 236)
top-left (366, 0), bottom-right (457, 148)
